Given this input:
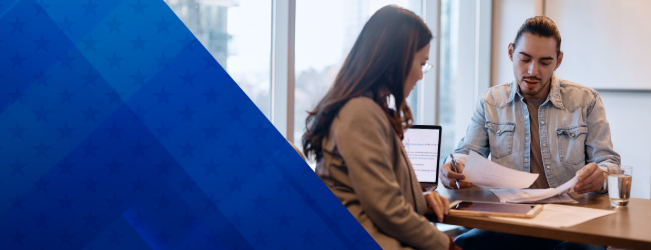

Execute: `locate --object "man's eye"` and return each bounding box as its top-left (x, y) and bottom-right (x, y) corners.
top-left (541, 62), bottom-right (550, 66)
top-left (521, 59), bottom-right (531, 63)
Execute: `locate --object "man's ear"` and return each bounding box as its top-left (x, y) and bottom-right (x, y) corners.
top-left (555, 51), bottom-right (563, 70)
top-left (508, 43), bottom-right (514, 62)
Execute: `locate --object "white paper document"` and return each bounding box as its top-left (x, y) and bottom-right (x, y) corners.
top-left (491, 204), bottom-right (616, 228)
top-left (491, 189), bottom-right (578, 204)
top-left (463, 151), bottom-right (539, 189)
top-left (490, 176), bottom-right (579, 203)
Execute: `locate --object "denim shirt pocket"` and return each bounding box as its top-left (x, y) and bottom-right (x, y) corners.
top-left (556, 125), bottom-right (588, 165)
top-left (485, 122), bottom-right (516, 159)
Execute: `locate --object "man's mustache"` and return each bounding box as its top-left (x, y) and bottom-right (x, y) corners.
top-left (522, 76), bottom-right (542, 82)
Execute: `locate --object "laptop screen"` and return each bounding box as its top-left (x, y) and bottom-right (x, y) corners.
top-left (403, 125), bottom-right (442, 185)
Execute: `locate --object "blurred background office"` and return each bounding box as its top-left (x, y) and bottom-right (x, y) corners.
top-left (165, 0), bottom-right (651, 199)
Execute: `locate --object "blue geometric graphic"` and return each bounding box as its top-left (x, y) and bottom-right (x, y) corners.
top-left (0, 0), bottom-right (381, 249)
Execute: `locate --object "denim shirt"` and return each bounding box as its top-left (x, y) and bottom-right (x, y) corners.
top-left (448, 74), bottom-right (621, 188)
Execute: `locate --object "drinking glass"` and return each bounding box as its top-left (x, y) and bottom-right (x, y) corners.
top-left (608, 166), bottom-right (633, 206)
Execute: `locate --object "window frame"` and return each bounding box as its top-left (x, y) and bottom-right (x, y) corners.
top-left (270, 0), bottom-right (438, 140)
top-left (269, 0), bottom-right (491, 143)
top-left (270, 0), bottom-right (296, 142)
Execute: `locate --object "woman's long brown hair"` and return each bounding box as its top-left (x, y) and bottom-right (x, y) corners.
top-left (302, 5), bottom-right (432, 162)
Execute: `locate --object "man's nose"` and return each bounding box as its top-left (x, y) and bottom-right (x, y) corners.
top-left (527, 61), bottom-right (539, 76)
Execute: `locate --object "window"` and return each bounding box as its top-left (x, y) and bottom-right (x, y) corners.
top-left (167, 0), bottom-right (272, 117)
top-left (293, 0), bottom-right (423, 149)
top-left (437, 0), bottom-right (492, 163)
top-left (438, 0), bottom-right (456, 163)
top-left (167, 0), bottom-right (488, 170)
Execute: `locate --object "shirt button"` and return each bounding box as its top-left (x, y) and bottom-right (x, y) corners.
top-left (542, 143), bottom-right (547, 147)
top-left (570, 134), bottom-right (575, 137)
top-left (546, 166), bottom-right (550, 169)
top-left (526, 137), bottom-right (528, 140)
top-left (525, 158), bottom-right (528, 162)
top-left (541, 121), bottom-right (545, 125)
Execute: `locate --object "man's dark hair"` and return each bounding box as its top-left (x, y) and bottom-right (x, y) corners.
top-left (513, 16), bottom-right (562, 57)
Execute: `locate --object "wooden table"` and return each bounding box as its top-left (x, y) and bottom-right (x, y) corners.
top-left (434, 186), bottom-right (651, 249)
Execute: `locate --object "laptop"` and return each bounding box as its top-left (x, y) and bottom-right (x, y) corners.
top-left (403, 125), bottom-right (442, 191)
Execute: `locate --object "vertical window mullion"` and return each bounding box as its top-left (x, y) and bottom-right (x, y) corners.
top-left (422, 0), bottom-right (441, 125)
top-left (475, 0), bottom-right (491, 103)
top-left (270, 0), bottom-right (296, 141)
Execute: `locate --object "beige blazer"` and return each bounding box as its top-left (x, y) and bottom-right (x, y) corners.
top-left (316, 97), bottom-right (450, 250)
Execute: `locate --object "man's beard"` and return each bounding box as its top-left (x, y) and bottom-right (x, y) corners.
top-left (519, 76), bottom-right (549, 97)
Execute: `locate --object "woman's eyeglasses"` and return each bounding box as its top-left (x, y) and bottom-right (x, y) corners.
top-left (422, 62), bottom-right (434, 74)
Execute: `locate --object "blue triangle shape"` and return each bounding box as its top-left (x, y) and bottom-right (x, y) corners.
top-left (0, 0), bottom-right (381, 249)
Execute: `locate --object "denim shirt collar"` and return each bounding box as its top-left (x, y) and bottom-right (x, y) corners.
top-left (508, 74), bottom-right (564, 109)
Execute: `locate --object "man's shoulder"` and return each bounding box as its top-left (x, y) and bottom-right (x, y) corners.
top-left (557, 79), bottom-right (598, 96)
top-left (556, 79), bottom-right (600, 111)
top-left (480, 82), bottom-right (513, 107)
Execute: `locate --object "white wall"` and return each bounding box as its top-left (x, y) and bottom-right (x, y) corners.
top-left (546, 0), bottom-right (651, 90)
top-left (490, 0), bottom-right (535, 86)
top-left (490, 0), bottom-right (651, 198)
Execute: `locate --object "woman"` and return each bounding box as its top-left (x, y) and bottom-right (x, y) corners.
top-left (302, 5), bottom-right (460, 250)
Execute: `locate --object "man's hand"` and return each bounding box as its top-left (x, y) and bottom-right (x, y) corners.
top-left (440, 161), bottom-right (473, 189)
top-left (424, 192), bottom-right (450, 223)
top-left (574, 163), bottom-right (606, 194)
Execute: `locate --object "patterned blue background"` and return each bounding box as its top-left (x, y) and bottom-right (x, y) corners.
top-left (0, 0), bottom-right (380, 249)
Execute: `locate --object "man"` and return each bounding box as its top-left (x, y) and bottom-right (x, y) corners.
top-left (441, 16), bottom-right (620, 250)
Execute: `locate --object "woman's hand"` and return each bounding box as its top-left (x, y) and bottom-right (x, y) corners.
top-left (424, 192), bottom-right (450, 223)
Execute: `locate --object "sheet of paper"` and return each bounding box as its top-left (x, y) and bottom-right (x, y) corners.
top-left (536, 194), bottom-right (578, 204)
top-left (489, 176), bottom-right (578, 203)
top-left (506, 176), bottom-right (578, 203)
top-left (491, 204), bottom-right (616, 228)
top-left (463, 151), bottom-right (539, 189)
top-left (491, 189), bottom-right (578, 204)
